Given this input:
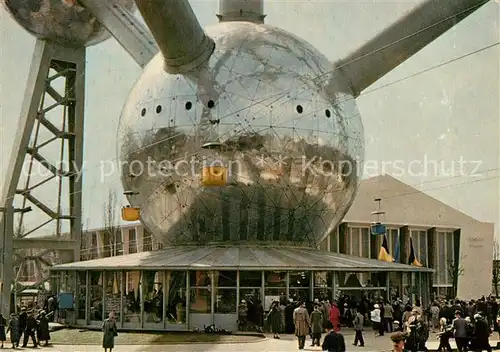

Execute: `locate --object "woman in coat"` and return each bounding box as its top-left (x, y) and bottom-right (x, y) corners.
top-left (329, 302), bottom-right (341, 332)
top-left (102, 312), bottom-right (118, 352)
top-left (6, 314), bottom-right (19, 349)
top-left (267, 301), bottom-right (282, 339)
top-left (36, 311), bottom-right (50, 346)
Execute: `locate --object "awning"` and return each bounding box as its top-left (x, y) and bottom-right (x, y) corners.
top-left (51, 246), bottom-right (433, 272)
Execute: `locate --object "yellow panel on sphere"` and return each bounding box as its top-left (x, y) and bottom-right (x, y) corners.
top-left (122, 206), bottom-right (140, 221)
top-left (201, 166), bottom-right (228, 186)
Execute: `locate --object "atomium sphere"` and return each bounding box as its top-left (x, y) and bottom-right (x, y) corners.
top-left (2, 0), bottom-right (134, 46)
top-left (117, 21), bottom-right (365, 248)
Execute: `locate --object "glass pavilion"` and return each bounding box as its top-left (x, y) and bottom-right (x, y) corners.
top-left (50, 246), bottom-right (432, 331)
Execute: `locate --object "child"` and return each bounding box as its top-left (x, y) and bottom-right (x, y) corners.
top-left (436, 317), bottom-right (453, 352)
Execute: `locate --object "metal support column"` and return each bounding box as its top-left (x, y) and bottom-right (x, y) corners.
top-left (102, 272), bottom-right (106, 322)
top-left (309, 271), bottom-right (314, 301)
top-left (236, 271), bottom-right (240, 312)
top-left (385, 273), bottom-right (390, 301)
top-left (332, 271), bottom-right (337, 301)
top-left (418, 272), bottom-right (422, 304)
top-left (285, 272), bottom-right (290, 300)
top-left (0, 207), bottom-right (13, 317)
top-left (411, 272), bottom-right (416, 304)
top-left (261, 271), bottom-right (265, 302)
top-left (186, 271), bottom-right (190, 329)
top-left (72, 271), bottom-right (78, 325)
top-left (120, 271), bottom-right (124, 328)
top-left (0, 39), bottom-right (86, 316)
top-left (210, 271), bottom-right (215, 325)
top-left (140, 271), bottom-right (144, 329)
top-left (85, 271), bottom-right (90, 325)
top-left (163, 271), bottom-right (167, 330)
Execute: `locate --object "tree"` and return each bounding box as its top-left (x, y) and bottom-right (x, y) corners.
top-left (80, 219), bottom-right (92, 261)
top-left (493, 239), bottom-right (500, 296)
top-left (102, 190), bottom-right (121, 257)
top-left (447, 258), bottom-right (465, 298)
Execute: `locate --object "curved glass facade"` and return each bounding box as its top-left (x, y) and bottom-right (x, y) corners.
top-left (50, 268), bottom-right (429, 331)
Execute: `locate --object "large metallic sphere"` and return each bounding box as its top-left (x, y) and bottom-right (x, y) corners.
top-left (118, 22), bottom-right (364, 248)
top-left (2, 0), bottom-right (134, 46)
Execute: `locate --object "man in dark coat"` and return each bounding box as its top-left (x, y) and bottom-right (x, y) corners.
top-left (322, 329), bottom-right (346, 352)
top-left (21, 311), bottom-right (37, 348)
top-left (17, 308), bottom-right (27, 346)
top-left (285, 302), bottom-right (295, 334)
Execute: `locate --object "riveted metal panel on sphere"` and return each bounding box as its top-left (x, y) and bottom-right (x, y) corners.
top-left (2, 0), bottom-right (134, 46)
top-left (117, 22), bottom-right (365, 248)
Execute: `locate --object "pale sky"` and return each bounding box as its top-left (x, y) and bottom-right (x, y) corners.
top-left (0, 1), bottom-right (499, 235)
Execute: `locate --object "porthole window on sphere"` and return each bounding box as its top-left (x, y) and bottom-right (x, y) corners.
top-left (156, 105), bottom-right (162, 114)
top-left (185, 101), bottom-right (192, 110)
top-left (207, 100), bottom-right (215, 108)
top-left (296, 105), bottom-right (303, 114)
top-left (140, 108), bottom-right (146, 117)
top-left (325, 109), bottom-right (331, 118)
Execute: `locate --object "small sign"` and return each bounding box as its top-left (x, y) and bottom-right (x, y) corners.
top-left (371, 223), bottom-right (386, 235)
top-left (58, 292), bottom-right (74, 310)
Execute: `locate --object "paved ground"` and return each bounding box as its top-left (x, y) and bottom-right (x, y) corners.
top-left (2, 329), bottom-right (498, 351)
top-left (0, 330), bottom-right (410, 351)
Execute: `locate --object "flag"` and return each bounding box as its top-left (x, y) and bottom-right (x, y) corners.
top-left (378, 234), bottom-right (394, 262)
top-left (408, 237), bottom-right (423, 267)
top-left (393, 232), bottom-right (400, 262)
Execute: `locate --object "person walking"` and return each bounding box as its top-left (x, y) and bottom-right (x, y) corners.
top-left (383, 300), bottom-right (394, 332)
top-left (472, 313), bottom-right (492, 352)
top-left (310, 304), bottom-right (323, 347)
top-left (17, 308), bottom-right (27, 346)
top-left (430, 302), bottom-right (440, 332)
top-left (21, 311), bottom-right (37, 348)
top-left (436, 317), bottom-right (453, 352)
top-left (293, 301), bottom-right (311, 350)
top-left (329, 301), bottom-right (341, 332)
top-left (453, 310), bottom-right (469, 352)
top-left (36, 310), bottom-right (51, 347)
top-left (102, 311), bottom-right (118, 352)
top-left (267, 301), bottom-right (282, 339)
top-left (352, 308), bottom-right (365, 347)
top-left (0, 313), bottom-right (6, 348)
top-left (6, 314), bottom-right (19, 349)
top-left (370, 304), bottom-right (382, 336)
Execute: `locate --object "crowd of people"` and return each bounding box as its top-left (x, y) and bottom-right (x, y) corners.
top-left (2, 292), bottom-right (500, 351)
top-left (240, 294), bottom-right (500, 351)
top-left (0, 309), bottom-right (51, 349)
top-left (0, 294), bottom-right (58, 349)
top-left (430, 296), bottom-right (498, 352)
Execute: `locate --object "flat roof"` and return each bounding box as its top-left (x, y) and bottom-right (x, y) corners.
top-left (51, 246), bottom-right (433, 272)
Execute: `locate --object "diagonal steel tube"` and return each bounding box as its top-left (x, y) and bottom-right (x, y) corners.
top-left (333, 0), bottom-right (490, 97)
top-left (134, 0), bottom-right (215, 73)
